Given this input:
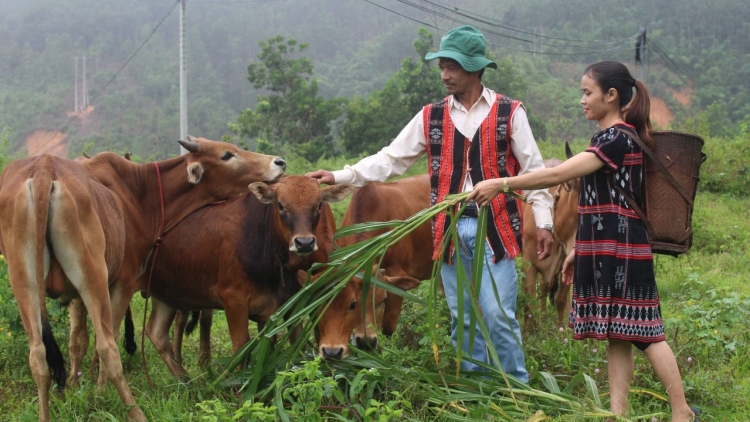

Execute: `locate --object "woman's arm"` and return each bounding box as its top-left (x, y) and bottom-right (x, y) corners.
top-left (468, 151), bottom-right (604, 207)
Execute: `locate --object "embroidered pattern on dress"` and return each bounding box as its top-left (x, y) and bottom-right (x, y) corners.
top-left (592, 214), bottom-right (604, 230)
top-left (617, 215), bottom-right (627, 233)
top-left (586, 184), bottom-right (596, 205)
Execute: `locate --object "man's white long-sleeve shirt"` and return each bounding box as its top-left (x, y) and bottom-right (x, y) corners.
top-left (332, 87), bottom-right (554, 227)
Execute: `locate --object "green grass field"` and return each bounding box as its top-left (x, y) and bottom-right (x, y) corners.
top-left (0, 138), bottom-right (748, 421)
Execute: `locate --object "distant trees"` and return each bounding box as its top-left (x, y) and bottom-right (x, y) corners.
top-left (2, 0), bottom-right (749, 159)
top-left (339, 29), bottom-right (443, 155)
top-left (229, 36), bottom-right (346, 162)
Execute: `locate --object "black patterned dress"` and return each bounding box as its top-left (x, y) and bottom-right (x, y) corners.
top-left (568, 123), bottom-right (665, 344)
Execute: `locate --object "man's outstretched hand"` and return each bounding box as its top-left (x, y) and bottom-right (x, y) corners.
top-left (536, 227), bottom-right (553, 261)
top-left (306, 170), bottom-right (335, 185)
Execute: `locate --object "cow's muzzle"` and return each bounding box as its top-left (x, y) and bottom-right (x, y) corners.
top-left (292, 236), bottom-right (317, 254)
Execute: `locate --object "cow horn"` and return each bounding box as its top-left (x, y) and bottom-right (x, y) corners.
top-left (564, 141), bottom-right (574, 159)
top-left (178, 137), bottom-right (199, 153)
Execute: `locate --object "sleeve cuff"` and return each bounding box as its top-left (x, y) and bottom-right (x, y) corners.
top-left (531, 207), bottom-right (553, 227)
top-left (332, 168), bottom-right (356, 185)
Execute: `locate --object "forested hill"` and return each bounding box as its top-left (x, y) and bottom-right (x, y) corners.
top-left (0, 0), bottom-right (748, 160)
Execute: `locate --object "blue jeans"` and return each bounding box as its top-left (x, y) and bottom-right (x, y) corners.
top-left (440, 216), bottom-right (528, 383)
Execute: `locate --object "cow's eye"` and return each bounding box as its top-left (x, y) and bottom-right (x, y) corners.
top-left (277, 202), bottom-right (284, 212)
top-left (349, 300), bottom-right (357, 311)
top-left (221, 152), bottom-right (234, 161)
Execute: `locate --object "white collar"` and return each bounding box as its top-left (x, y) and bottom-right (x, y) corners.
top-left (447, 86), bottom-right (496, 112)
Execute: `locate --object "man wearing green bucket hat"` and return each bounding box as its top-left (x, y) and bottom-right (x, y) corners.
top-left (308, 25), bottom-right (554, 383)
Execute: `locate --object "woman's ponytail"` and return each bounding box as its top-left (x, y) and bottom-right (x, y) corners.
top-left (626, 79), bottom-right (654, 149)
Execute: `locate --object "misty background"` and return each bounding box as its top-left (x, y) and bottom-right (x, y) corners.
top-left (0, 0), bottom-right (747, 161)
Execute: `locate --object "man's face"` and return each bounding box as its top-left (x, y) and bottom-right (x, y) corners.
top-left (438, 58), bottom-right (472, 97)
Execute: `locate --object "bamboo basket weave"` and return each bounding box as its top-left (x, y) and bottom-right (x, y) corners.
top-left (643, 130), bottom-right (706, 256)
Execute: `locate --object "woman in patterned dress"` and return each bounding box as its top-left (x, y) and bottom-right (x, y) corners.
top-left (469, 61), bottom-right (696, 422)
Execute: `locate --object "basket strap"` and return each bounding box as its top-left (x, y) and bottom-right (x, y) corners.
top-left (616, 128), bottom-right (695, 206)
top-left (613, 184), bottom-right (658, 240)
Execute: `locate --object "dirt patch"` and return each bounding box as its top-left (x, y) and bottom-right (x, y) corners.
top-left (26, 130), bottom-right (69, 158)
top-left (649, 96), bottom-right (673, 129)
top-left (668, 86), bottom-right (693, 108)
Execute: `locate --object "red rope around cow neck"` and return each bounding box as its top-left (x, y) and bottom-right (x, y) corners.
top-left (140, 162), bottom-right (166, 389)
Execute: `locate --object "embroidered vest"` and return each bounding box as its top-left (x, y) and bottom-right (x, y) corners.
top-left (423, 94), bottom-right (524, 262)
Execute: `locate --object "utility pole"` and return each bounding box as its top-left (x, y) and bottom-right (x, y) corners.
top-left (82, 55), bottom-right (88, 109)
top-left (635, 27), bottom-right (647, 82)
top-left (179, 0), bottom-right (188, 154)
top-left (74, 57), bottom-right (79, 112)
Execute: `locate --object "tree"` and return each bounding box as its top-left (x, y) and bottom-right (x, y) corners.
top-left (340, 28), bottom-right (442, 155)
top-left (229, 36), bottom-right (346, 162)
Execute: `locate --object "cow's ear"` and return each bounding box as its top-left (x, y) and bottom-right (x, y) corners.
top-left (187, 162), bottom-right (204, 184)
top-left (383, 275), bottom-right (421, 291)
top-left (321, 184), bottom-right (356, 203)
top-left (249, 182), bottom-right (275, 204)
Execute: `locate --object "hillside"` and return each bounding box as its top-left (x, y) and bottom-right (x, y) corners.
top-left (0, 0), bottom-right (747, 159)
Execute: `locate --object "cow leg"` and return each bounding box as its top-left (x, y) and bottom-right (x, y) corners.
top-left (64, 269), bottom-right (146, 421)
top-left (172, 311), bottom-right (188, 366)
top-left (68, 298), bottom-right (89, 386)
top-left (522, 263), bottom-right (540, 327)
top-left (108, 279), bottom-right (138, 349)
top-left (554, 277), bottom-right (572, 329)
top-left (48, 213), bottom-right (146, 421)
top-left (197, 310), bottom-right (214, 369)
top-left (145, 298), bottom-right (188, 380)
top-left (97, 277), bottom-right (139, 386)
top-left (223, 301), bottom-right (251, 358)
top-left (6, 257), bottom-right (54, 422)
top-left (171, 309), bottom-right (213, 370)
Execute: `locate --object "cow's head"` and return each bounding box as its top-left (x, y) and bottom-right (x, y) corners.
top-left (310, 268), bottom-right (419, 361)
top-left (178, 136), bottom-right (286, 198)
top-left (249, 176), bottom-right (354, 255)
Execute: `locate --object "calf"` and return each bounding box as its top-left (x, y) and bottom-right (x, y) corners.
top-left (141, 175), bottom-right (352, 378)
top-left (333, 174), bottom-right (432, 352)
top-left (312, 269), bottom-right (420, 360)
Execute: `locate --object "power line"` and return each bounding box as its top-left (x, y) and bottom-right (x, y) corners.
top-left (33, 1), bottom-right (179, 156)
top-left (361, 0), bottom-right (634, 56)
top-left (648, 37), bottom-right (698, 89)
top-left (412, 0), bottom-right (637, 47)
top-left (193, 0), bottom-right (285, 3)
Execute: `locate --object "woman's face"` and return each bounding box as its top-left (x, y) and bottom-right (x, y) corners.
top-left (580, 73), bottom-right (613, 121)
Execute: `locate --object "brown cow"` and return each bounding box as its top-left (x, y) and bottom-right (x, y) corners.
top-left (522, 144), bottom-right (579, 328)
top-left (334, 174), bottom-right (433, 351)
top-left (0, 137), bottom-right (285, 422)
top-left (310, 269), bottom-right (419, 360)
top-left (141, 175), bottom-right (353, 379)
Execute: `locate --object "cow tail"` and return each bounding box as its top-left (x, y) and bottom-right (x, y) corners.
top-left (31, 169), bottom-right (67, 388)
top-left (123, 306), bottom-right (137, 355)
top-left (41, 315), bottom-right (66, 388)
top-left (549, 274), bottom-right (559, 305)
top-left (185, 311), bottom-right (200, 336)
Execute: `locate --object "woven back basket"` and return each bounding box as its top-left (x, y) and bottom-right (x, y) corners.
top-left (642, 130), bottom-right (706, 256)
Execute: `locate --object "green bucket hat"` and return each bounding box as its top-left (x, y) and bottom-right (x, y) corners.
top-left (425, 25), bottom-right (497, 72)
